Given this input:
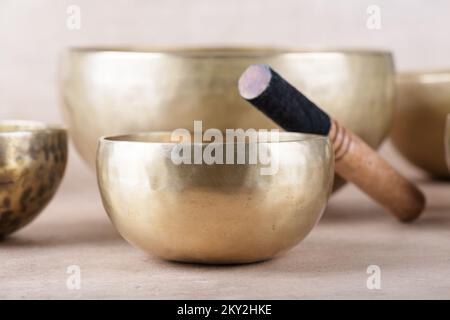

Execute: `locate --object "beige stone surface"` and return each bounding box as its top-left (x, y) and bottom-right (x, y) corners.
top-left (1, 144), bottom-right (449, 299)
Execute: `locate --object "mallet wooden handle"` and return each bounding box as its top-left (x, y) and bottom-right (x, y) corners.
top-left (238, 64), bottom-right (425, 222)
top-left (329, 119), bottom-right (424, 221)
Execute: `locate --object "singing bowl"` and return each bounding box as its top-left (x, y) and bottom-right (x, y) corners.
top-left (391, 71), bottom-right (450, 178)
top-left (61, 48), bottom-right (394, 189)
top-left (97, 132), bottom-right (334, 264)
top-left (0, 121), bottom-right (67, 237)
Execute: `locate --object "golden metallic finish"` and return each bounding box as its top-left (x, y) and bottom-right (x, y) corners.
top-left (97, 132), bottom-right (334, 264)
top-left (446, 115), bottom-right (450, 172)
top-left (0, 121), bottom-right (67, 237)
top-left (60, 47), bottom-right (394, 190)
top-left (391, 71), bottom-right (450, 178)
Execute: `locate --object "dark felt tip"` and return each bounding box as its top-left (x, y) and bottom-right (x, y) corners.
top-left (238, 64), bottom-right (331, 136)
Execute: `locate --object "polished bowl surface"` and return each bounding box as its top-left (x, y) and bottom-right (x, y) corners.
top-left (61, 48), bottom-right (395, 174)
top-left (391, 71), bottom-right (450, 178)
top-left (97, 131), bottom-right (334, 264)
top-left (446, 114), bottom-right (450, 172)
top-left (0, 121), bottom-right (67, 237)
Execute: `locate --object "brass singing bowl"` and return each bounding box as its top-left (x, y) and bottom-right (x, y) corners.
top-left (97, 132), bottom-right (334, 264)
top-left (391, 71), bottom-right (450, 178)
top-left (0, 121), bottom-right (67, 237)
top-left (61, 48), bottom-right (394, 189)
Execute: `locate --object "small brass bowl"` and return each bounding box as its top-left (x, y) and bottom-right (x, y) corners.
top-left (97, 132), bottom-right (334, 264)
top-left (61, 47), bottom-right (394, 190)
top-left (391, 71), bottom-right (450, 178)
top-left (0, 121), bottom-right (67, 237)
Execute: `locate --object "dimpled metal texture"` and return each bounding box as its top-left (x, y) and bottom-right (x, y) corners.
top-left (0, 121), bottom-right (67, 237)
top-left (60, 48), bottom-right (395, 190)
top-left (97, 132), bottom-right (334, 264)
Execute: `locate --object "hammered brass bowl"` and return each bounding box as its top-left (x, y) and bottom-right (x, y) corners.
top-left (391, 71), bottom-right (450, 178)
top-left (97, 131), bottom-right (334, 264)
top-left (60, 48), bottom-right (394, 184)
top-left (0, 121), bottom-right (67, 237)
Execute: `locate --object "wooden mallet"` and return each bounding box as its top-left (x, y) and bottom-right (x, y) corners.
top-left (238, 64), bottom-right (425, 222)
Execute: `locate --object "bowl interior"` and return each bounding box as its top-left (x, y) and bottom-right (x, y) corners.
top-left (102, 131), bottom-right (325, 144)
top-left (397, 70), bottom-right (450, 84)
top-left (69, 46), bottom-right (392, 57)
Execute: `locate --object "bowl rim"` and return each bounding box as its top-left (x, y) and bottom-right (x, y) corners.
top-left (99, 131), bottom-right (328, 145)
top-left (397, 70), bottom-right (450, 84)
top-left (0, 120), bottom-right (67, 136)
top-left (66, 46), bottom-right (392, 58)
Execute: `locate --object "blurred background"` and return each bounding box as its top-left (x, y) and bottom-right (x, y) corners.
top-left (1, 0), bottom-right (449, 185)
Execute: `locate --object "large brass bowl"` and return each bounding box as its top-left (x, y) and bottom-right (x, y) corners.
top-left (391, 71), bottom-right (450, 178)
top-left (60, 48), bottom-right (395, 182)
top-left (97, 132), bottom-right (334, 264)
top-left (0, 121), bottom-right (67, 237)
